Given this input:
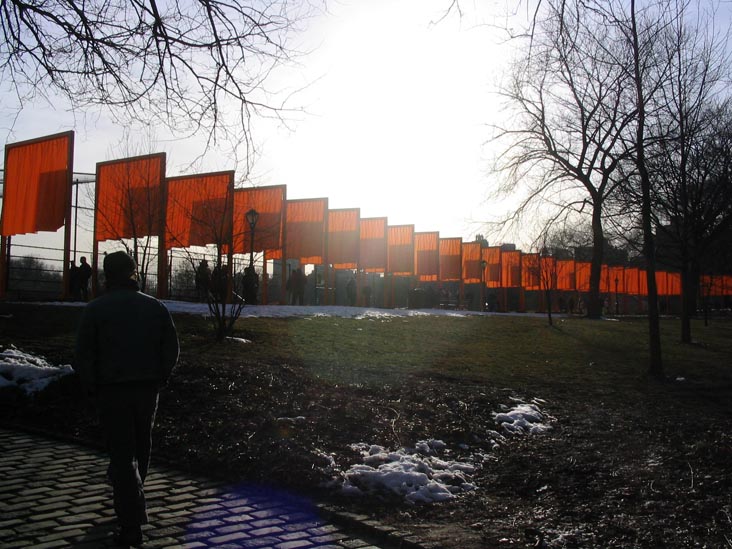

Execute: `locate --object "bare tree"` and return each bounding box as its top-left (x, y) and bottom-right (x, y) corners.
top-left (607, 0), bottom-right (670, 378)
top-left (0, 0), bottom-right (316, 163)
top-left (493, 0), bottom-right (732, 378)
top-left (617, 105), bottom-right (732, 342)
top-left (492, 0), bottom-right (635, 318)
top-left (604, 0), bottom-right (731, 373)
top-left (628, 8), bottom-right (731, 344)
top-left (525, 236), bottom-right (559, 326)
top-left (530, 220), bottom-right (591, 325)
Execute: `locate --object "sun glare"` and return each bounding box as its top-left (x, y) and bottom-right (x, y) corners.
top-left (257, 0), bottom-right (507, 238)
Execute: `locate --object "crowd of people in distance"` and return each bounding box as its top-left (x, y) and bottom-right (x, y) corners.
top-left (195, 259), bottom-right (259, 305)
top-left (286, 267), bottom-right (306, 305)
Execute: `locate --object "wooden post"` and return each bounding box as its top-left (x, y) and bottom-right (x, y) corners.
top-left (0, 236), bottom-right (9, 298)
top-left (61, 132), bottom-right (75, 299)
top-left (156, 154), bottom-right (168, 299)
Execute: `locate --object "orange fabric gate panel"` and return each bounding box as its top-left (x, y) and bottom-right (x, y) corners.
top-left (638, 270), bottom-right (649, 296)
top-left (284, 198), bottom-right (327, 265)
top-left (233, 185), bottom-right (285, 256)
top-left (575, 262), bottom-right (591, 292)
top-left (328, 208), bottom-right (360, 269)
top-left (166, 171), bottom-right (233, 248)
top-left (483, 247), bottom-right (501, 288)
top-left (415, 232), bottom-right (439, 282)
top-left (439, 237), bottom-right (462, 282)
top-left (608, 266), bottom-right (625, 294)
top-left (1, 132), bottom-right (73, 236)
top-left (95, 153), bottom-right (166, 242)
top-left (667, 272), bottom-right (681, 296)
top-left (541, 256), bottom-right (557, 290)
top-left (387, 225), bottom-right (415, 276)
top-left (655, 271), bottom-right (669, 296)
top-left (556, 259), bottom-right (575, 290)
top-left (624, 267), bottom-right (640, 295)
top-left (600, 264), bottom-right (611, 293)
top-left (521, 253), bottom-right (540, 291)
top-left (501, 250), bottom-right (521, 288)
top-left (702, 275), bottom-right (726, 296)
top-left (359, 217), bottom-right (387, 272)
top-left (462, 241), bottom-right (482, 284)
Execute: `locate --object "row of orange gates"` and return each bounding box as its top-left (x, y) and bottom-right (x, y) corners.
top-left (1, 131), bottom-right (731, 301)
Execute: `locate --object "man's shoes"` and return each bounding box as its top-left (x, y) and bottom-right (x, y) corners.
top-left (113, 526), bottom-right (143, 547)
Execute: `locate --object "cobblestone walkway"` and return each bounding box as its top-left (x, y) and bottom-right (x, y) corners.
top-left (0, 428), bottom-right (390, 548)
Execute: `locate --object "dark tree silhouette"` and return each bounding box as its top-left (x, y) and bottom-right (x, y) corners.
top-left (492, 0), bottom-right (634, 319)
top-left (609, 7), bottom-right (732, 344)
top-left (0, 0), bottom-right (313, 157)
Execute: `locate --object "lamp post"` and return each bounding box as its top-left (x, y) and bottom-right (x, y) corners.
top-left (481, 259), bottom-right (488, 312)
top-left (614, 276), bottom-right (620, 316)
top-left (245, 208), bottom-right (259, 269)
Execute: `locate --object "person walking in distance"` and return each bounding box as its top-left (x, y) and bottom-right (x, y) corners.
top-left (74, 251), bottom-right (179, 547)
top-left (195, 259), bottom-right (211, 302)
top-left (77, 256), bottom-right (93, 300)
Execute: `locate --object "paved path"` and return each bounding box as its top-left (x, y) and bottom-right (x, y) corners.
top-left (0, 428), bottom-right (392, 549)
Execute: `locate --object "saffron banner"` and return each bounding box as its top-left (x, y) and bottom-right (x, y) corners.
top-left (1, 132), bottom-right (73, 236)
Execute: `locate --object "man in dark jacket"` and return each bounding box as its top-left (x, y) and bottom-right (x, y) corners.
top-left (74, 251), bottom-right (179, 547)
top-left (77, 256), bottom-right (93, 300)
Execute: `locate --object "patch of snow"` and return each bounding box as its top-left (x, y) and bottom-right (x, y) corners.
top-left (493, 402), bottom-right (554, 436)
top-left (225, 336), bottom-right (251, 344)
top-left (275, 416), bottom-right (307, 426)
top-left (335, 440), bottom-right (478, 505)
top-left (542, 528), bottom-right (583, 547)
top-left (0, 345), bottom-right (73, 394)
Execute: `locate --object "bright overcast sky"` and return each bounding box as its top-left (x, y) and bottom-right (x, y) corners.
top-left (253, 0), bottom-right (512, 240)
top-left (1, 0), bottom-right (529, 251)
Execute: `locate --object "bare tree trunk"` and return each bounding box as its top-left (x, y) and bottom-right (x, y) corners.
top-left (680, 260), bottom-right (699, 343)
top-left (588, 203), bottom-right (605, 318)
top-left (631, 0), bottom-right (664, 379)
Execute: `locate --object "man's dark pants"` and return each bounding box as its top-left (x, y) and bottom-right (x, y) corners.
top-left (97, 383), bottom-right (159, 531)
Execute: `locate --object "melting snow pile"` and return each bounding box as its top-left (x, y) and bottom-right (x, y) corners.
top-left (494, 400), bottom-right (553, 436)
top-left (332, 400), bottom-right (554, 504)
top-left (0, 346), bottom-right (73, 394)
top-left (338, 440), bottom-right (477, 504)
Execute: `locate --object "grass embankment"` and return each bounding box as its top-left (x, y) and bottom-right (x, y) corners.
top-left (181, 311), bottom-right (732, 397)
top-left (3, 303), bottom-right (731, 392)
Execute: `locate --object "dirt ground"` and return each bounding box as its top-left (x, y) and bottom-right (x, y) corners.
top-left (2, 306), bottom-right (731, 548)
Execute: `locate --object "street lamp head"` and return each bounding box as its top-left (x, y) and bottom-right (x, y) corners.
top-left (245, 208), bottom-right (259, 230)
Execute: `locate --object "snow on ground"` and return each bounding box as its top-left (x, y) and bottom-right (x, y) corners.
top-left (334, 440), bottom-right (478, 504)
top-left (329, 399), bottom-right (555, 504)
top-left (0, 346), bottom-right (73, 394)
top-left (494, 398), bottom-right (555, 436)
top-left (164, 302), bottom-right (561, 320)
top-left (43, 299), bottom-right (559, 320)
